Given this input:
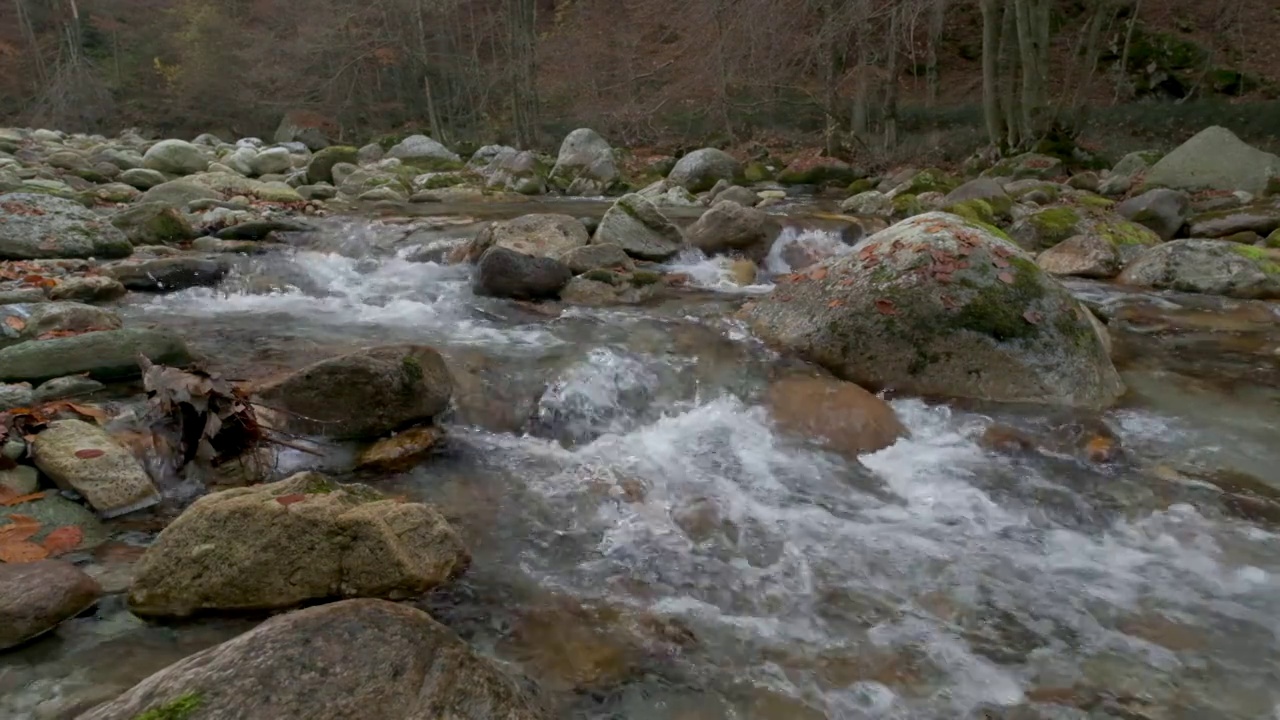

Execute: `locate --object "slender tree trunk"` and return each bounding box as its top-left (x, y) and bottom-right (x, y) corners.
top-left (998, 0), bottom-right (1022, 148)
top-left (979, 0), bottom-right (1004, 145)
top-left (15, 0), bottom-right (47, 86)
top-left (1114, 0), bottom-right (1141, 102)
top-left (414, 0), bottom-right (445, 142)
top-left (506, 0), bottom-right (539, 148)
top-left (926, 0), bottom-right (947, 107)
top-left (1013, 0), bottom-right (1049, 141)
top-left (883, 6), bottom-right (900, 151)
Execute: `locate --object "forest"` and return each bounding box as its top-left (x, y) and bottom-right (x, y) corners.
top-left (2, 0), bottom-right (1278, 165)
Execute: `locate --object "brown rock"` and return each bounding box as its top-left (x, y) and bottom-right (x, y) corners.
top-left (76, 599), bottom-right (545, 720)
top-left (0, 559), bottom-right (102, 650)
top-left (356, 425), bottom-right (445, 473)
top-left (766, 375), bottom-right (906, 456)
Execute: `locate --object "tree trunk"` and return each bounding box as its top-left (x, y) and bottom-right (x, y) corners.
top-left (1013, 0), bottom-right (1049, 142)
top-left (1114, 0), bottom-right (1142, 103)
top-left (926, 0), bottom-right (947, 107)
top-left (998, 0), bottom-right (1022, 148)
top-left (505, 0), bottom-right (539, 148)
top-left (979, 0), bottom-right (1004, 145)
top-left (883, 6), bottom-right (900, 152)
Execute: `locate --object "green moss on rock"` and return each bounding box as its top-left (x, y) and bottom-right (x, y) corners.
top-left (944, 199), bottom-right (997, 226)
top-left (1029, 207), bottom-right (1081, 239)
top-left (131, 693), bottom-right (202, 720)
top-left (742, 162), bottom-right (771, 183)
top-left (1097, 218), bottom-right (1158, 246)
top-left (629, 270), bottom-right (662, 286)
top-left (1231, 243), bottom-right (1280, 274)
top-left (846, 178), bottom-right (876, 195)
top-left (1265, 229), bottom-right (1280, 248)
top-left (892, 193), bottom-right (924, 218)
top-left (952, 256), bottom-right (1045, 342)
top-left (1076, 194), bottom-right (1115, 209)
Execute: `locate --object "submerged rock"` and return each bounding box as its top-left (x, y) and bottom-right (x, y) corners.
top-left (593, 193), bottom-right (683, 261)
top-left (0, 493), bottom-right (107, 551)
top-left (0, 193), bottom-right (133, 260)
top-left (741, 212), bottom-right (1124, 408)
top-left (104, 255), bottom-right (230, 292)
top-left (766, 375), bottom-right (906, 456)
top-left (0, 327), bottom-right (192, 383)
top-left (33, 419), bottom-right (161, 517)
top-left (0, 560), bottom-right (102, 650)
top-left (1117, 239), bottom-right (1280, 299)
top-left (474, 246), bottom-right (572, 300)
top-left (356, 425), bottom-right (446, 473)
top-left (127, 473), bottom-right (469, 617)
top-left (254, 345), bottom-right (452, 440)
top-left (79, 599), bottom-right (544, 720)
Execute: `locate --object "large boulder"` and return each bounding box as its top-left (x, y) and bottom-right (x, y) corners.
top-left (667, 148), bottom-right (741, 193)
top-left (0, 302), bottom-right (122, 349)
top-left (254, 345), bottom-right (452, 440)
top-left (549, 128), bottom-right (619, 196)
top-left (557, 243), bottom-right (633, 274)
top-left (0, 560), bottom-right (102, 650)
top-left (593, 194), bottom-right (683, 261)
top-left (386, 135), bottom-right (462, 171)
top-left (0, 327), bottom-right (193, 383)
top-left (1009, 205), bottom-right (1161, 253)
top-left (1115, 188), bottom-right (1191, 240)
top-left (1143, 126), bottom-right (1280, 195)
top-left (1117, 239), bottom-right (1280, 299)
top-left (272, 110), bottom-right (332, 151)
top-left (33, 419), bottom-right (161, 517)
top-left (142, 139), bottom-right (209, 175)
top-left (473, 246), bottom-right (572, 300)
top-left (463, 213), bottom-right (589, 262)
top-left (0, 193), bottom-right (133, 260)
top-left (139, 179), bottom-right (224, 209)
top-left (685, 199), bottom-right (782, 261)
top-left (250, 146), bottom-right (294, 176)
top-left (766, 375), bottom-right (905, 456)
top-left (78, 599), bottom-right (544, 720)
top-left (126, 473), bottom-right (468, 617)
top-left (482, 150), bottom-right (546, 195)
top-left (1036, 234), bottom-right (1127, 279)
top-left (109, 202), bottom-right (197, 245)
top-left (941, 177), bottom-right (1014, 221)
top-left (740, 212), bottom-right (1124, 408)
top-left (305, 145), bottom-right (358, 184)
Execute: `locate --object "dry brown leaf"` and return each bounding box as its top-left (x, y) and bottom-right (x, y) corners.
top-left (74, 448), bottom-right (106, 459)
top-left (3, 316), bottom-right (25, 331)
top-left (997, 272), bottom-right (1015, 284)
top-left (41, 526), bottom-right (84, 556)
top-left (276, 493), bottom-right (306, 507)
top-left (0, 540), bottom-right (48, 563)
top-left (875, 299), bottom-right (897, 315)
top-left (1, 491), bottom-right (46, 507)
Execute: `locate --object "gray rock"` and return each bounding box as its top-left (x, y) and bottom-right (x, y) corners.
top-left (0, 327), bottom-right (193, 383)
top-left (0, 465), bottom-right (38, 495)
top-left (981, 152), bottom-right (1063, 180)
top-left (142, 139), bottom-right (209, 175)
top-left (250, 147), bottom-right (294, 176)
top-left (1115, 189), bottom-right (1191, 241)
top-left (358, 186), bottom-right (407, 203)
top-left (839, 190), bottom-right (893, 216)
top-left (1186, 203), bottom-right (1280, 238)
top-left (0, 561), bottom-right (102, 650)
top-left (273, 113), bottom-right (330, 151)
top-left (473, 246), bottom-right (572, 300)
top-left (386, 135), bottom-right (461, 169)
top-left (686, 199), bottom-right (782, 261)
top-left (356, 143), bottom-right (384, 165)
top-left (87, 182), bottom-right (141, 204)
top-left (77, 599), bottom-right (544, 720)
top-left (716, 185), bottom-right (759, 207)
top-left (1036, 234), bottom-right (1124, 279)
top-left (550, 128), bottom-right (618, 196)
top-left (214, 218), bottom-right (311, 240)
top-left (741, 212), bottom-right (1124, 409)
top-left (48, 275), bottom-right (127, 303)
top-left (305, 145), bottom-right (358, 184)
top-left (139, 179), bottom-right (224, 209)
top-left (0, 302), bottom-right (122, 348)
top-left (941, 177), bottom-right (1014, 218)
top-left (96, 148), bottom-right (145, 172)
top-left (1111, 149), bottom-right (1162, 180)
top-left (254, 345), bottom-right (453, 440)
top-left (126, 473), bottom-right (468, 618)
top-left (593, 194), bottom-right (683, 261)
top-left (33, 419), bottom-right (160, 517)
top-left (1117, 239), bottom-right (1280, 299)
top-left (1010, 205), bottom-right (1160, 253)
top-left (0, 492), bottom-right (107, 551)
top-left (0, 193), bottom-right (133, 260)
top-left (33, 375), bottom-right (105, 403)
top-left (462, 214), bottom-right (589, 262)
top-left (637, 179), bottom-right (700, 207)
top-left (0, 287), bottom-right (47, 305)
top-left (118, 167), bottom-right (166, 190)
top-left (298, 183), bottom-right (337, 201)
top-left (668, 148), bottom-right (742, 193)
top-left (104, 255), bottom-right (230, 292)
top-left (0, 382), bottom-right (33, 411)
top-left (557, 243), bottom-right (634, 274)
top-left (109, 202), bottom-right (197, 245)
top-left (1144, 126), bottom-right (1280, 195)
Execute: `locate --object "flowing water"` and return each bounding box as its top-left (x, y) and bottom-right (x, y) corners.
top-left (4, 202), bottom-right (1280, 719)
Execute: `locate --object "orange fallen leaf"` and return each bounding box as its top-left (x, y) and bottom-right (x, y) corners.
top-left (1, 491), bottom-right (46, 507)
top-left (808, 267), bottom-right (828, 281)
top-left (875, 299), bottom-right (898, 315)
top-left (276, 493), bottom-right (307, 506)
top-left (997, 272), bottom-right (1015, 284)
top-left (41, 525), bottom-right (84, 556)
top-left (827, 299), bottom-right (844, 309)
top-left (65, 403), bottom-right (109, 424)
top-left (74, 448), bottom-right (106, 459)
top-left (1023, 310), bottom-right (1043, 325)
top-left (0, 514), bottom-right (41, 543)
top-left (992, 256), bottom-right (1011, 269)
top-left (3, 316), bottom-right (24, 331)
top-left (0, 540), bottom-right (48, 563)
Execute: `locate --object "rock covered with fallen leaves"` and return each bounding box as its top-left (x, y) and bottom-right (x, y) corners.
top-left (0, 193), bottom-right (134, 260)
top-left (78, 599), bottom-right (545, 720)
top-left (126, 472), bottom-right (469, 618)
top-left (0, 559), bottom-right (102, 650)
top-left (740, 212), bottom-right (1124, 409)
top-left (254, 345), bottom-right (453, 440)
top-left (33, 419), bottom-right (161, 518)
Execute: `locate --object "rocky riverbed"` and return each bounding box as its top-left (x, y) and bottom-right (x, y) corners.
top-left (1, 125), bottom-right (1280, 719)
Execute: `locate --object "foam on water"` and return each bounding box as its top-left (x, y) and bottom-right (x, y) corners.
top-left (661, 248), bottom-right (775, 293)
top-left (136, 250), bottom-right (558, 347)
top-left (763, 225), bottom-right (855, 275)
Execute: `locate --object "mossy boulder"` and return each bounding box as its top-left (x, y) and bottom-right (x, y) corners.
top-left (840, 190), bottom-right (892, 216)
top-left (1115, 188), bottom-right (1190, 240)
top-left (668, 148), bottom-right (742, 193)
top-left (981, 153), bottom-right (1063, 181)
top-left (78, 600), bottom-right (544, 720)
top-left (742, 161), bottom-right (773, 183)
top-left (777, 158), bottom-right (859, 187)
top-left (593, 193), bottom-right (683, 261)
top-left (1117, 239), bottom-right (1280, 299)
top-left (895, 168), bottom-right (959, 196)
top-left (740, 212), bottom-right (1124, 408)
top-left (1010, 205), bottom-right (1160, 252)
top-left (305, 145), bottom-right (359, 184)
top-left (109, 202), bottom-right (197, 245)
top-left (890, 193), bottom-right (924, 219)
top-left (126, 473), bottom-right (468, 618)
top-left (1265, 229), bottom-right (1280, 248)
top-left (941, 177), bottom-right (1013, 221)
